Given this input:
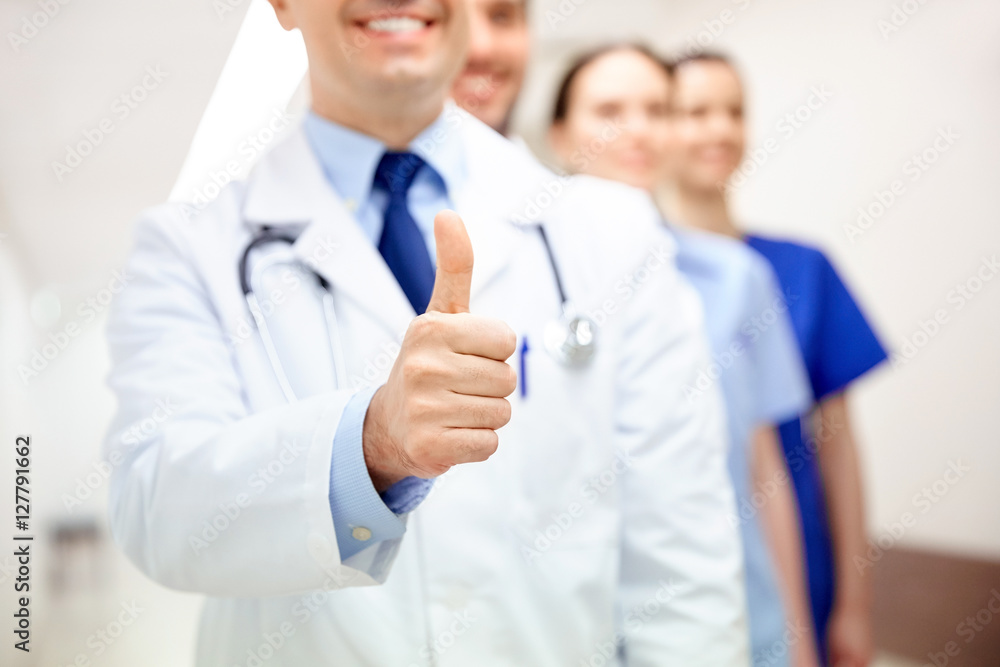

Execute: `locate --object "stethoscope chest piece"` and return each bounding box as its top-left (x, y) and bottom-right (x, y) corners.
top-left (544, 312), bottom-right (598, 367)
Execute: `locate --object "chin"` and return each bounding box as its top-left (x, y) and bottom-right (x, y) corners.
top-left (472, 103), bottom-right (508, 130)
top-left (368, 57), bottom-right (445, 92)
top-left (621, 168), bottom-right (657, 192)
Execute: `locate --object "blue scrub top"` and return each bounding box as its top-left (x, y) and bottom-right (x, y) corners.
top-left (745, 234), bottom-right (887, 662)
top-left (671, 227), bottom-right (812, 666)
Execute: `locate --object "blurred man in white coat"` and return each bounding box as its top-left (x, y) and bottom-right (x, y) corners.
top-left (103, 0), bottom-right (749, 664)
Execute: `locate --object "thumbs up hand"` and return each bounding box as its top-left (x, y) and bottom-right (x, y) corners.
top-left (363, 210), bottom-right (518, 491)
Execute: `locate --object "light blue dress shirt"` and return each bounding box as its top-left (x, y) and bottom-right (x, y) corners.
top-left (669, 225), bottom-right (811, 667)
top-left (303, 108), bottom-right (467, 560)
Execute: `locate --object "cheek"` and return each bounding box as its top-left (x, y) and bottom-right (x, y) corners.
top-left (732, 129), bottom-right (746, 154)
top-left (572, 117), bottom-right (609, 150)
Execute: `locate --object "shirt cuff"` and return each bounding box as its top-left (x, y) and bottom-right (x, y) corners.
top-left (328, 386), bottom-right (436, 561)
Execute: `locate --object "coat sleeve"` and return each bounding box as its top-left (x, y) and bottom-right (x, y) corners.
top-left (103, 206), bottom-right (402, 597)
top-left (613, 227), bottom-right (750, 665)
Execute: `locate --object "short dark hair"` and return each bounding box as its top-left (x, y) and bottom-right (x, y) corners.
top-left (550, 43), bottom-right (672, 125)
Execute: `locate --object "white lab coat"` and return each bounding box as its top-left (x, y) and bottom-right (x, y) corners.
top-left (104, 109), bottom-right (749, 666)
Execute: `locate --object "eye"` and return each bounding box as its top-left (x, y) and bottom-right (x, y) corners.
top-left (594, 102), bottom-right (623, 120)
top-left (488, 3), bottom-right (521, 26)
top-left (729, 105), bottom-right (744, 120)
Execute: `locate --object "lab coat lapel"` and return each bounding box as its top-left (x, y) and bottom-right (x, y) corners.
top-left (453, 115), bottom-right (547, 303)
top-left (243, 127), bottom-right (415, 339)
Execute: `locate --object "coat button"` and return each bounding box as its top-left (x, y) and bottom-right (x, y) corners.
top-left (352, 526), bottom-right (372, 541)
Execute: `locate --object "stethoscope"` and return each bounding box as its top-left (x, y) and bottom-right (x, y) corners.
top-left (240, 224), bottom-right (597, 402)
top-left (239, 228), bottom-right (348, 402)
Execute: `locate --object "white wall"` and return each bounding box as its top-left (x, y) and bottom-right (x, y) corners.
top-left (515, 0), bottom-right (1000, 558)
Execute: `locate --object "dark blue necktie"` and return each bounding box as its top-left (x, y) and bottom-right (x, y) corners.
top-left (374, 151), bottom-right (436, 314)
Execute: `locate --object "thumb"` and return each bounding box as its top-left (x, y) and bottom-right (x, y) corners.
top-left (426, 209), bottom-right (474, 314)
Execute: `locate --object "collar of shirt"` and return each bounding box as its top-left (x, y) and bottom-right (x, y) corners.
top-left (302, 104), bottom-right (467, 255)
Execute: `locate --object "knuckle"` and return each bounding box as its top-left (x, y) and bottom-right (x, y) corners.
top-left (502, 364), bottom-right (518, 395)
top-left (478, 399), bottom-right (509, 428)
top-left (402, 356), bottom-right (437, 385)
top-left (456, 435), bottom-right (488, 463)
top-left (451, 430), bottom-right (498, 463)
top-left (496, 398), bottom-right (512, 426)
top-left (408, 313), bottom-right (442, 340)
top-left (498, 324), bottom-right (517, 358)
top-left (480, 431), bottom-right (500, 458)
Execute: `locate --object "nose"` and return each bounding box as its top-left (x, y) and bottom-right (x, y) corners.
top-left (621, 109), bottom-right (655, 139)
top-left (466, 12), bottom-right (495, 62)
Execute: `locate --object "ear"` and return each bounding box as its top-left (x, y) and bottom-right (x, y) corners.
top-left (267, 0), bottom-right (298, 31)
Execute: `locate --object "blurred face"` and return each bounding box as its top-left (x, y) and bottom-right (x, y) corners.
top-left (451, 0), bottom-right (530, 132)
top-left (269, 0), bottom-right (469, 113)
top-left (549, 49), bottom-right (672, 192)
top-left (670, 60), bottom-right (746, 193)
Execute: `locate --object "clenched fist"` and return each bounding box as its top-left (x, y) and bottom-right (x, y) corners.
top-left (363, 210), bottom-right (518, 491)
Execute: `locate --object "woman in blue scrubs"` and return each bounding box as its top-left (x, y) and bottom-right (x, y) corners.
top-left (548, 45), bottom-right (821, 667)
top-left (665, 53), bottom-right (887, 667)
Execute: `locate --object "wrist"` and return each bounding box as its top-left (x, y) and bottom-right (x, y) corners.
top-left (362, 386), bottom-right (409, 492)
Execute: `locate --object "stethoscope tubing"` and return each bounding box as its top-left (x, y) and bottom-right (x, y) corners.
top-left (241, 223), bottom-right (597, 404)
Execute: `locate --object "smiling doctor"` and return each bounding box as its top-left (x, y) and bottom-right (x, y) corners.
top-left (103, 0), bottom-right (748, 664)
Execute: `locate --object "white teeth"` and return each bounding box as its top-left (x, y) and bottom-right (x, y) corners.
top-left (366, 17), bottom-right (427, 33)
